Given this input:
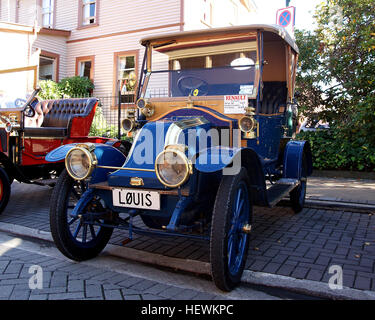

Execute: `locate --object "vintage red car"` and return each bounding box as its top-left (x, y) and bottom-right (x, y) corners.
top-left (0, 87), bottom-right (122, 214)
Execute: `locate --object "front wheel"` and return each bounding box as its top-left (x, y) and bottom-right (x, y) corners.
top-left (49, 170), bottom-right (113, 261)
top-left (210, 168), bottom-right (252, 291)
top-left (290, 155), bottom-right (307, 213)
top-left (0, 167), bottom-right (10, 214)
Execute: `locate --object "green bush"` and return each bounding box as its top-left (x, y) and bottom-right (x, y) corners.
top-left (58, 76), bottom-right (94, 98)
top-left (39, 76), bottom-right (94, 99)
top-left (296, 129), bottom-right (375, 172)
top-left (38, 80), bottom-right (62, 100)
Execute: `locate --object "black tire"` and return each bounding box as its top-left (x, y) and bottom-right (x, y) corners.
top-left (290, 155), bottom-right (307, 213)
top-left (210, 167), bottom-right (252, 291)
top-left (0, 167), bottom-right (11, 214)
top-left (50, 169), bottom-right (113, 261)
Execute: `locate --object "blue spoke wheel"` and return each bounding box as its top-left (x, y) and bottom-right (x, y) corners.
top-left (210, 167), bottom-right (252, 291)
top-left (290, 154), bottom-right (308, 213)
top-left (49, 169), bottom-right (113, 261)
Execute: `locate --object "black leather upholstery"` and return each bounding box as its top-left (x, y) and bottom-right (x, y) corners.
top-left (24, 98), bottom-right (97, 138)
top-left (260, 82), bottom-right (287, 114)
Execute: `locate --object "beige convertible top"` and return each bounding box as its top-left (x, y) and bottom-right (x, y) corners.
top-left (140, 24), bottom-right (298, 53)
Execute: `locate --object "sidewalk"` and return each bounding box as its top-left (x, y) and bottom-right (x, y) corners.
top-left (306, 177), bottom-right (375, 205)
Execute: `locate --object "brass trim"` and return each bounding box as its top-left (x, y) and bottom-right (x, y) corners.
top-left (65, 147), bottom-right (97, 181)
top-left (96, 165), bottom-right (155, 172)
top-left (155, 148), bottom-right (191, 188)
top-left (130, 177), bottom-right (144, 186)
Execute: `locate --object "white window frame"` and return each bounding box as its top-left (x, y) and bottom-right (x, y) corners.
top-left (42, 0), bottom-right (54, 28)
top-left (82, 0), bottom-right (96, 25)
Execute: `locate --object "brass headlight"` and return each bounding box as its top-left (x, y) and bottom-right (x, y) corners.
top-left (136, 98), bottom-right (154, 117)
top-left (65, 147), bottom-right (96, 180)
top-left (122, 118), bottom-right (135, 133)
top-left (155, 148), bottom-right (191, 188)
top-left (239, 116), bottom-right (256, 133)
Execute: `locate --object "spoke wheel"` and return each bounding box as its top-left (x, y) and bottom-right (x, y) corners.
top-left (50, 169), bottom-right (113, 261)
top-left (210, 167), bottom-right (252, 291)
top-left (290, 154), bottom-right (307, 214)
top-left (0, 167), bottom-right (11, 215)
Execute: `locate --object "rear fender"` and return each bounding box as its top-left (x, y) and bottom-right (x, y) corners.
top-left (283, 140), bottom-right (313, 179)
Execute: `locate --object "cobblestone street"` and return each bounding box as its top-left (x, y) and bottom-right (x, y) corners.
top-left (0, 182), bottom-right (375, 296)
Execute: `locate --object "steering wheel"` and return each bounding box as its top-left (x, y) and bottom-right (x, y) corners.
top-left (177, 76), bottom-right (209, 96)
top-left (23, 88), bottom-right (40, 118)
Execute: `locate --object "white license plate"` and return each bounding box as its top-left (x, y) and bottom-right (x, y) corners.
top-left (112, 189), bottom-right (160, 210)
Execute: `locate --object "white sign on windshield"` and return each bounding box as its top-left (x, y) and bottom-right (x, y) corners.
top-left (224, 95), bottom-right (248, 114)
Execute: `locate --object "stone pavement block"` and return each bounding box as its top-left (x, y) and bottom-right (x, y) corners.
top-left (276, 264), bottom-right (295, 277)
top-left (117, 277), bottom-right (143, 288)
top-left (262, 262), bottom-right (281, 274)
top-left (158, 286), bottom-right (186, 299)
top-left (49, 292), bottom-right (86, 300)
top-left (0, 285), bottom-right (14, 298)
top-left (29, 294), bottom-right (48, 300)
top-left (306, 269), bottom-right (323, 282)
top-left (172, 289), bottom-right (199, 300)
top-left (141, 294), bottom-right (163, 300)
top-left (192, 292), bottom-right (218, 300)
top-left (354, 276), bottom-right (372, 291)
top-left (9, 289), bottom-right (31, 300)
top-left (37, 287), bottom-right (67, 295)
top-left (104, 289), bottom-right (123, 300)
top-left (291, 267), bottom-right (309, 279)
top-left (144, 283), bottom-right (170, 295)
top-left (68, 280), bottom-right (84, 292)
top-left (50, 272), bottom-right (68, 287)
top-left (4, 262), bottom-right (23, 275)
top-left (130, 279), bottom-right (157, 291)
top-left (124, 294), bottom-right (142, 300)
top-left (85, 284), bottom-right (103, 298)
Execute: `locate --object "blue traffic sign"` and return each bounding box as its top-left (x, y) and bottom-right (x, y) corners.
top-left (278, 10), bottom-right (291, 27)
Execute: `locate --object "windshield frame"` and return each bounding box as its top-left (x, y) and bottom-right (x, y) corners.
top-left (138, 34), bottom-right (261, 101)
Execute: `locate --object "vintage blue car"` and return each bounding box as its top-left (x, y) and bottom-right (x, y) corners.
top-left (46, 24), bottom-right (312, 291)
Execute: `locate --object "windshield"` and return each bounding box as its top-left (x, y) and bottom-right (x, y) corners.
top-left (141, 39), bottom-right (258, 99)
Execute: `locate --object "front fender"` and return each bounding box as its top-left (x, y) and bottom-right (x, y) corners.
top-left (46, 143), bottom-right (127, 184)
top-left (283, 140), bottom-right (313, 179)
top-left (195, 146), bottom-right (267, 205)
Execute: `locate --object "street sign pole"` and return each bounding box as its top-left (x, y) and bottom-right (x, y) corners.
top-left (286, 0), bottom-right (290, 6)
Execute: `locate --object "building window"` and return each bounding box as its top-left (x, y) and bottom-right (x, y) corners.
top-left (39, 50), bottom-right (59, 81)
top-left (113, 51), bottom-right (138, 105)
top-left (42, 0), bottom-right (54, 27)
top-left (76, 56), bottom-right (95, 81)
top-left (82, 0), bottom-right (97, 26)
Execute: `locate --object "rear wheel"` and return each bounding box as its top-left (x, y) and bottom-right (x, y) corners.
top-left (210, 167), bottom-right (252, 291)
top-left (50, 170), bottom-right (113, 261)
top-left (0, 167), bottom-right (10, 214)
top-left (290, 155), bottom-right (307, 213)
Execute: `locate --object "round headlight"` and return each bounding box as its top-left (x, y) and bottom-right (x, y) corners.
top-left (65, 147), bottom-right (96, 180)
top-left (122, 118), bottom-right (135, 132)
top-left (136, 98), bottom-right (146, 109)
top-left (239, 116), bottom-right (255, 133)
top-left (155, 149), bottom-right (191, 188)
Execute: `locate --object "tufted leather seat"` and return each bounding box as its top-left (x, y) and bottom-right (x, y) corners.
top-left (24, 98), bottom-right (98, 138)
top-left (260, 82), bottom-right (287, 114)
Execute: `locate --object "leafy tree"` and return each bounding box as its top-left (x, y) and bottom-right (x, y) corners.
top-left (296, 0), bottom-right (375, 155)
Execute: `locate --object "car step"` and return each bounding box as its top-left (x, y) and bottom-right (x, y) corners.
top-left (267, 178), bottom-right (299, 207)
